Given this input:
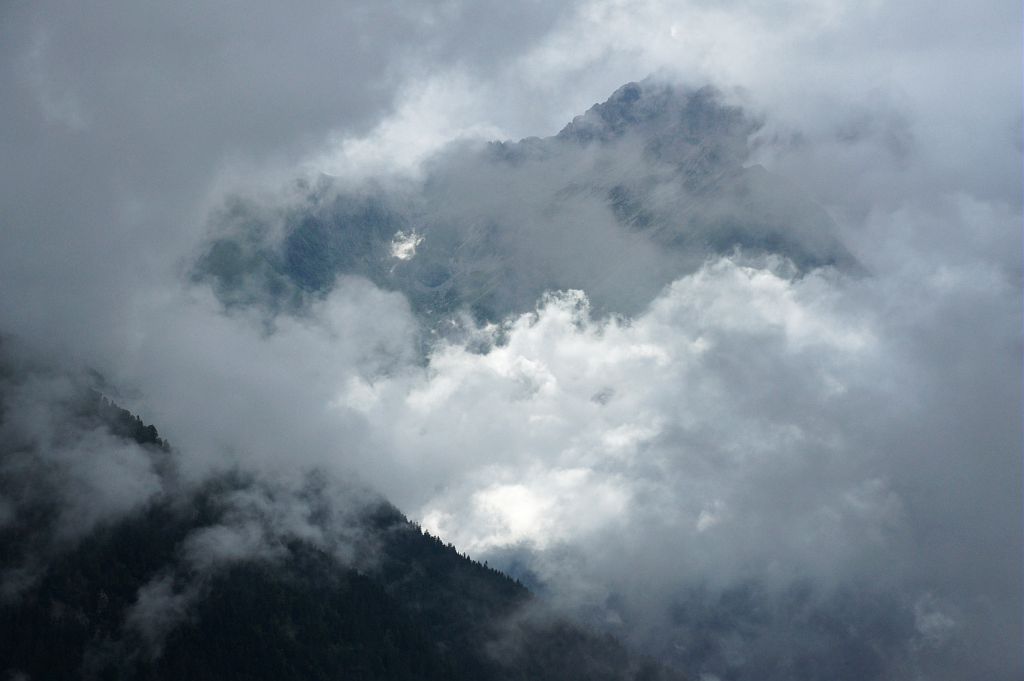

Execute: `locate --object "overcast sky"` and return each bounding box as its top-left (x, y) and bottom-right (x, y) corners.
top-left (1, 2), bottom-right (1020, 680)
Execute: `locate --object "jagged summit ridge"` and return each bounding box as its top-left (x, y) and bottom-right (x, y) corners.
top-left (194, 79), bottom-right (854, 327)
top-left (557, 81), bottom-right (752, 159)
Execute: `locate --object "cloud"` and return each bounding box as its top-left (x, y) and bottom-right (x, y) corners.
top-left (365, 246), bottom-right (1015, 679)
top-left (0, 347), bottom-right (170, 598)
top-left (193, 81), bottom-right (856, 337)
top-left (0, 0), bottom-right (584, 366)
top-left (0, 0), bottom-right (1019, 679)
top-left (120, 469), bottom-right (383, 654)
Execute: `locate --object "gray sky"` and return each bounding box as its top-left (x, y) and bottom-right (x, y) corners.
top-left (0, 1), bottom-right (1020, 679)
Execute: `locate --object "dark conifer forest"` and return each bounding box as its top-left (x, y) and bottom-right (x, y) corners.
top-left (0, 383), bottom-right (682, 680)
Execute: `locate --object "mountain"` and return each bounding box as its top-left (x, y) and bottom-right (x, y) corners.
top-left (194, 79), bottom-right (855, 327)
top-left (0, 358), bottom-right (684, 680)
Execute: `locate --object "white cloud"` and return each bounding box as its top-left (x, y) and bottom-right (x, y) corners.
top-left (0, 0), bottom-right (1018, 676)
top-left (354, 259), bottom-right (881, 564)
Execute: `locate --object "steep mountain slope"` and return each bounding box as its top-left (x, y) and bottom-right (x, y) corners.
top-left (194, 79), bottom-right (854, 325)
top-left (0, 361), bottom-right (684, 680)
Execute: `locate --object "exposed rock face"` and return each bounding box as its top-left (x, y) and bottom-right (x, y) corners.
top-left (195, 80), bottom-right (854, 327)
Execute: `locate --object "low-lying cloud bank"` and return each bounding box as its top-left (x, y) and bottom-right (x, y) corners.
top-left (313, 229), bottom-right (1013, 679)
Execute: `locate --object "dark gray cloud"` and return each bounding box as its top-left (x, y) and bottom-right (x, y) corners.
top-left (0, 0), bottom-right (580, 365)
top-left (0, 1), bottom-right (1019, 680)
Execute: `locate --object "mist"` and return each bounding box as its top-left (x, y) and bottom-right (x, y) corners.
top-left (0, 1), bottom-right (1019, 680)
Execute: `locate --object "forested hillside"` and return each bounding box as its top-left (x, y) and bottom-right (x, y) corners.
top-left (0, 372), bottom-right (682, 680)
